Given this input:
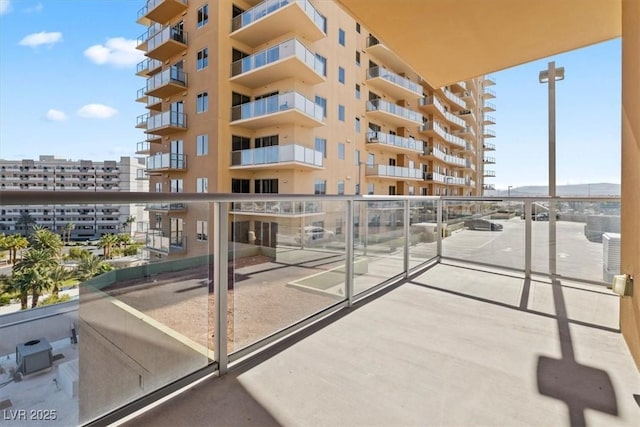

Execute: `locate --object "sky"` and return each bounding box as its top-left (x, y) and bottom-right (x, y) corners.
top-left (0, 0), bottom-right (622, 190)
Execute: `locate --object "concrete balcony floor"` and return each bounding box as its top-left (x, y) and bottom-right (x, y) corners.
top-left (126, 263), bottom-right (640, 427)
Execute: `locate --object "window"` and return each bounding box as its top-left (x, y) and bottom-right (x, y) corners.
top-left (355, 184), bottom-right (360, 195)
top-left (314, 180), bottom-right (326, 195)
top-left (338, 105), bottom-right (345, 121)
top-left (196, 134), bottom-right (208, 156)
top-left (367, 153), bottom-right (375, 165)
top-left (232, 135), bottom-right (250, 151)
top-left (355, 51), bottom-right (360, 66)
top-left (338, 66), bottom-right (345, 84)
top-left (337, 180), bottom-right (345, 195)
top-left (367, 183), bottom-right (374, 195)
top-left (197, 4), bottom-right (209, 28)
top-left (170, 179), bottom-right (183, 193)
top-left (356, 22), bottom-right (361, 33)
top-left (408, 186), bottom-right (415, 195)
top-left (197, 48), bottom-right (208, 70)
top-left (196, 177), bottom-right (208, 193)
top-left (197, 92), bottom-right (208, 113)
top-left (196, 220), bottom-right (208, 241)
top-left (355, 117), bottom-right (361, 133)
top-left (355, 149), bottom-right (360, 165)
top-left (315, 96), bottom-right (327, 117)
top-left (355, 84), bottom-right (360, 99)
top-left (338, 143), bottom-right (345, 160)
top-left (338, 28), bottom-right (345, 46)
top-left (155, 182), bottom-right (162, 192)
top-left (232, 178), bottom-right (250, 193)
top-left (255, 179), bottom-right (278, 194)
top-left (315, 54), bottom-right (327, 76)
top-left (314, 138), bottom-right (327, 158)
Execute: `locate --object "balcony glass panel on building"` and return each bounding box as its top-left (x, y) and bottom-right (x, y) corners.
top-left (230, 144), bottom-right (323, 170)
top-left (230, 92), bottom-right (324, 129)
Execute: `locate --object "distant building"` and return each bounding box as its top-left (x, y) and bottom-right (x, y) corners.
top-left (0, 156), bottom-right (149, 240)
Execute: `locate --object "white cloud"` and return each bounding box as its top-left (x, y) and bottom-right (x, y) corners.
top-left (84, 37), bottom-right (144, 67)
top-left (0, 0), bottom-right (11, 15)
top-left (45, 109), bottom-right (68, 121)
top-left (18, 31), bottom-right (62, 47)
top-left (24, 2), bottom-right (43, 13)
top-left (77, 104), bottom-right (118, 119)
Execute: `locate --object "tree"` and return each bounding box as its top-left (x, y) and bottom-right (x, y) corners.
top-left (14, 248), bottom-right (56, 308)
top-left (49, 264), bottom-right (72, 299)
top-left (3, 234), bottom-right (29, 264)
top-left (30, 225), bottom-right (64, 257)
top-left (63, 222), bottom-right (76, 244)
top-left (98, 233), bottom-right (118, 259)
top-left (15, 211), bottom-right (36, 236)
top-left (77, 252), bottom-right (112, 280)
top-left (2, 272), bottom-right (30, 310)
top-left (122, 216), bottom-right (136, 235)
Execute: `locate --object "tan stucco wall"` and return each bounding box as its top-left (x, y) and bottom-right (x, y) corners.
top-left (620, 0), bottom-right (640, 370)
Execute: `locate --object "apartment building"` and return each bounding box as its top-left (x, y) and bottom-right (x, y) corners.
top-left (134, 0), bottom-right (496, 258)
top-left (0, 156), bottom-right (148, 240)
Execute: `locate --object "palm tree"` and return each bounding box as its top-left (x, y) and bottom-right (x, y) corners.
top-left (122, 216), bottom-right (136, 235)
top-left (5, 234), bottom-right (29, 264)
top-left (2, 272), bottom-right (30, 310)
top-left (14, 248), bottom-right (56, 308)
top-left (63, 221), bottom-right (75, 244)
top-left (50, 264), bottom-right (72, 299)
top-left (98, 233), bottom-right (118, 259)
top-left (30, 225), bottom-right (64, 257)
top-left (16, 211), bottom-right (36, 236)
top-left (77, 252), bottom-right (111, 280)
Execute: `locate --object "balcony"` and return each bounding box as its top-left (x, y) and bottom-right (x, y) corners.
top-left (484, 156), bottom-right (496, 164)
top-left (483, 115), bottom-right (496, 125)
top-left (366, 131), bottom-right (424, 154)
top-left (484, 170), bottom-right (496, 177)
top-left (230, 200), bottom-right (323, 216)
top-left (146, 111), bottom-right (187, 136)
top-left (147, 95), bottom-right (162, 112)
top-left (425, 172), bottom-right (466, 185)
top-left (230, 144), bottom-right (323, 170)
top-left (484, 101), bottom-right (496, 112)
top-left (419, 122), bottom-right (467, 149)
top-left (483, 128), bottom-right (496, 138)
top-left (136, 58), bottom-right (163, 77)
top-left (146, 202), bottom-right (187, 212)
top-left (230, 92), bottom-right (324, 129)
top-left (484, 142), bottom-right (496, 151)
top-left (365, 164), bottom-right (423, 181)
top-left (484, 75), bottom-right (496, 86)
top-left (146, 153), bottom-right (187, 174)
top-left (418, 96), bottom-right (466, 129)
top-left (427, 146), bottom-right (467, 168)
top-left (483, 183), bottom-right (496, 191)
top-left (146, 230), bottom-right (186, 255)
top-left (135, 87), bottom-right (147, 104)
top-left (366, 99), bottom-right (423, 129)
top-left (366, 66), bottom-right (422, 101)
top-left (458, 109), bottom-right (477, 124)
top-left (142, 0), bottom-right (188, 25)
top-left (136, 23), bottom-right (162, 51)
top-left (230, 0), bottom-right (326, 47)
top-left (365, 36), bottom-right (415, 76)
top-left (484, 88), bottom-right (497, 99)
top-left (230, 38), bottom-right (325, 88)
top-left (442, 89), bottom-right (466, 110)
top-left (456, 126), bottom-right (476, 137)
top-left (146, 67), bottom-right (187, 98)
top-left (460, 90), bottom-right (476, 108)
top-left (136, 141), bottom-right (151, 154)
top-left (136, 113), bottom-right (149, 129)
top-left (146, 25), bottom-right (188, 61)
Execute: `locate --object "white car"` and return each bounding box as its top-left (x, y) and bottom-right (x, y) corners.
top-left (299, 226), bottom-right (335, 244)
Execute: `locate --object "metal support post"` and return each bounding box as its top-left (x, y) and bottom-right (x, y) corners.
top-left (345, 200), bottom-right (355, 307)
top-left (403, 200), bottom-right (410, 277)
top-left (525, 200), bottom-right (532, 278)
top-left (436, 198), bottom-right (443, 258)
top-left (213, 202), bottom-right (229, 375)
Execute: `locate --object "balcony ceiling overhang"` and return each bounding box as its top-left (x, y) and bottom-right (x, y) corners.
top-left (337, 0), bottom-right (621, 87)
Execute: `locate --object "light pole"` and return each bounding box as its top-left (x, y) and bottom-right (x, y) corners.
top-left (508, 185), bottom-right (513, 197)
top-left (539, 61), bottom-right (564, 276)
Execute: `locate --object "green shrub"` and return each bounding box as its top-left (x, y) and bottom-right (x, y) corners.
top-left (0, 294), bottom-right (12, 306)
top-left (38, 294), bottom-right (71, 307)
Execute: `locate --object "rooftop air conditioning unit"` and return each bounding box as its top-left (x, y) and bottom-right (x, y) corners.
top-left (16, 338), bottom-right (53, 375)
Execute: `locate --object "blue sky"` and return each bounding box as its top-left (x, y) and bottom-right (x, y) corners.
top-left (0, 0), bottom-right (622, 189)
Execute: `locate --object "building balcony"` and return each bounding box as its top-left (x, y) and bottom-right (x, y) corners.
top-left (146, 67), bottom-right (187, 98)
top-left (419, 122), bottom-right (467, 149)
top-left (366, 66), bottom-right (422, 101)
top-left (135, 87), bottom-right (148, 104)
top-left (146, 111), bottom-right (187, 136)
top-left (230, 0), bottom-right (326, 47)
top-left (230, 144), bottom-right (323, 170)
top-left (442, 89), bottom-right (466, 110)
top-left (418, 97), bottom-right (466, 129)
top-left (365, 164), bottom-right (423, 181)
top-left (483, 115), bottom-right (496, 125)
top-left (135, 23), bottom-right (162, 51)
top-left (230, 200), bottom-right (323, 217)
top-left (145, 25), bottom-right (188, 61)
top-left (366, 131), bottom-right (424, 154)
top-left (484, 88), bottom-right (497, 99)
top-left (483, 183), bottom-right (496, 191)
top-left (136, 141), bottom-right (151, 154)
top-left (484, 170), bottom-right (496, 177)
top-left (427, 146), bottom-right (467, 168)
top-left (483, 142), bottom-right (496, 151)
top-left (146, 230), bottom-right (186, 255)
top-left (460, 90), bottom-right (476, 108)
top-left (425, 172), bottom-right (466, 185)
top-left (142, 0), bottom-right (188, 25)
top-left (136, 58), bottom-right (163, 77)
top-left (484, 156), bottom-right (496, 164)
top-left (136, 4), bottom-right (150, 25)
top-left (484, 101), bottom-right (496, 112)
top-left (455, 126), bottom-right (476, 137)
top-left (484, 75), bottom-right (496, 86)
top-left (145, 153), bottom-right (187, 174)
top-left (147, 95), bottom-right (162, 112)
top-left (230, 38), bottom-right (324, 88)
top-left (483, 128), bottom-right (496, 138)
top-left (136, 113), bottom-right (149, 129)
top-left (230, 92), bottom-right (324, 129)
top-left (146, 202), bottom-right (187, 212)
top-left (146, 134), bottom-right (162, 143)
top-left (366, 99), bottom-right (423, 129)
top-left (365, 36), bottom-right (415, 76)
top-left (458, 109), bottom-right (476, 123)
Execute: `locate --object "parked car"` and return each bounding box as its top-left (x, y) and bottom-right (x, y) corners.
top-left (298, 226), bottom-right (336, 244)
top-left (464, 219), bottom-right (503, 231)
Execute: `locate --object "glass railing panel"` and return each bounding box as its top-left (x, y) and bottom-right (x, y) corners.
top-left (147, 25), bottom-right (187, 52)
top-left (147, 111), bottom-right (187, 130)
top-left (227, 199), bottom-right (346, 353)
top-left (367, 66), bottom-right (421, 94)
top-left (147, 67), bottom-right (187, 92)
top-left (231, 38), bottom-right (323, 77)
top-left (232, 92), bottom-right (322, 122)
top-left (442, 200), bottom-right (525, 271)
top-left (367, 99), bottom-right (423, 123)
top-left (353, 200), bottom-right (406, 295)
top-left (409, 199), bottom-right (439, 269)
top-left (232, 0), bottom-right (325, 33)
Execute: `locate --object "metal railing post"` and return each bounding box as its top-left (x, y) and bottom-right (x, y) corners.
top-left (436, 198), bottom-right (443, 259)
top-left (549, 198), bottom-right (557, 277)
top-left (403, 199), bottom-right (410, 277)
top-left (213, 201), bottom-right (229, 375)
top-left (525, 200), bottom-right (532, 278)
top-left (345, 200), bottom-right (354, 307)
